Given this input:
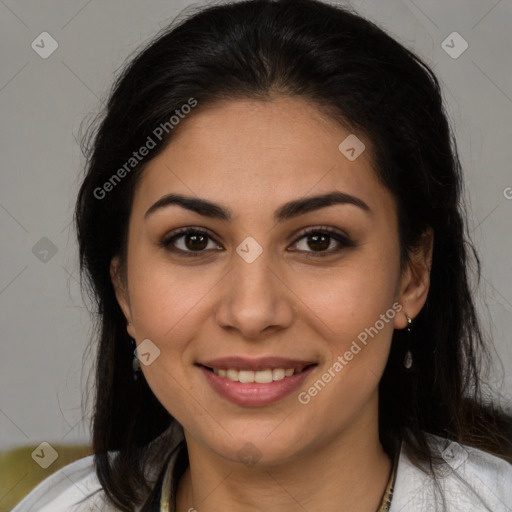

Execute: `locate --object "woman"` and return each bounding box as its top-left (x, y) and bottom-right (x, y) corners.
top-left (13, 0), bottom-right (512, 510)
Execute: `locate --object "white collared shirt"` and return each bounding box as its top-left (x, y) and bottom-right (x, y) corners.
top-left (12, 434), bottom-right (512, 512)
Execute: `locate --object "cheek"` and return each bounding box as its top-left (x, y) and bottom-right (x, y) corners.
top-left (126, 260), bottom-right (211, 421)
top-left (293, 247), bottom-right (400, 341)
top-left (296, 274), bottom-right (398, 426)
top-left (127, 255), bottom-right (217, 341)
top-left (294, 246), bottom-right (400, 398)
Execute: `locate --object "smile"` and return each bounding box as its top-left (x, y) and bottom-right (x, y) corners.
top-left (198, 357), bottom-right (317, 406)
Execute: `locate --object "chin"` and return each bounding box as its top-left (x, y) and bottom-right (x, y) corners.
top-left (195, 421), bottom-right (313, 467)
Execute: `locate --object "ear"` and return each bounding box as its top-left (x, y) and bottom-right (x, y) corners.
top-left (394, 228), bottom-right (434, 329)
top-left (110, 255), bottom-right (136, 339)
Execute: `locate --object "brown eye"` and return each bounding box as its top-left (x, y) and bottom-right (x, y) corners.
top-left (290, 227), bottom-right (356, 257)
top-left (161, 228), bottom-right (222, 257)
top-left (303, 233), bottom-right (331, 252)
top-left (183, 232), bottom-right (208, 251)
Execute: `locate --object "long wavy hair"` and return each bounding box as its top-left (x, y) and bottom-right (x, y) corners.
top-left (75, 0), bottom-right (512, 509)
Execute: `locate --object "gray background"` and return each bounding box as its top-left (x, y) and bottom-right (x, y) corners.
top-left (1, 0), bottom-right (511, 452)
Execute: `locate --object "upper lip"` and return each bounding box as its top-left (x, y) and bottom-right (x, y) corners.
top-left (199, 356), bottom-right (316, 371)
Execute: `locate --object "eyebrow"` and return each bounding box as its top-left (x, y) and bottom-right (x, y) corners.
top-left (144, 191), bottom-right (371, 222)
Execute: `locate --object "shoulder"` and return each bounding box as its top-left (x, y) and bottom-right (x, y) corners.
top-left (391, 433), bottom-right (512, 512)
top-left (11, 455), bottom-right (118, 512)
top-left (11, 437), bottom-right (185, 512)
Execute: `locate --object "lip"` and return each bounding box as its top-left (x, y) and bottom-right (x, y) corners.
top-left (199, 356), bottom-right (315, 371)
top-left (198, 358), bottom-right (317, 407)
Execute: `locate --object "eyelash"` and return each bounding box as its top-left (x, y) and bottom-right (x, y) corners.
top-left (160, 226), bottom-right (356, 258)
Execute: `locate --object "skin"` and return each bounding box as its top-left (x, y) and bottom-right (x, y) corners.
top-left (111, 96), bottom-right (433, 512)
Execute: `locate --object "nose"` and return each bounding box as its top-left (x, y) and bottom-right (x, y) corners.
top-left (214, 247), bottom-right (295, 340)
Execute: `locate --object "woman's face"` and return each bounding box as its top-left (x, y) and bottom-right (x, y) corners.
top-left (112, 96), bottom-right (430, 464)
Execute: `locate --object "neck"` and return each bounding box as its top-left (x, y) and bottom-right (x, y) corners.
top-left (175, 402), bottom-right (392, 512)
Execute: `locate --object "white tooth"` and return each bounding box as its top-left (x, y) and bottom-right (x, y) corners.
top-left (220, 367), bottom-right (299, 382)
top-left (272, 368), bottom-right (286, 381)
top-left (254, 369), bottom-right (273, 383)
top-left (238, 370), bottom-right (255, 383)
top-left (226, 369), bottom-right (239, 381)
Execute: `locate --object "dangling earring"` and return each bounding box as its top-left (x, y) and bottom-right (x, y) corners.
top-left (130, 337), bottom-right (142, 380)
top-left (403, 314), bottom-right (413, 370)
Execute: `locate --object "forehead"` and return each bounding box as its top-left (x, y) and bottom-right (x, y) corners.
top-left (132, 96), bottom-right (394, 220)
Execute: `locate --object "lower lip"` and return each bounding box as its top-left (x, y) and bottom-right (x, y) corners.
top-left (199, 365), bottom-right (316, 407)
